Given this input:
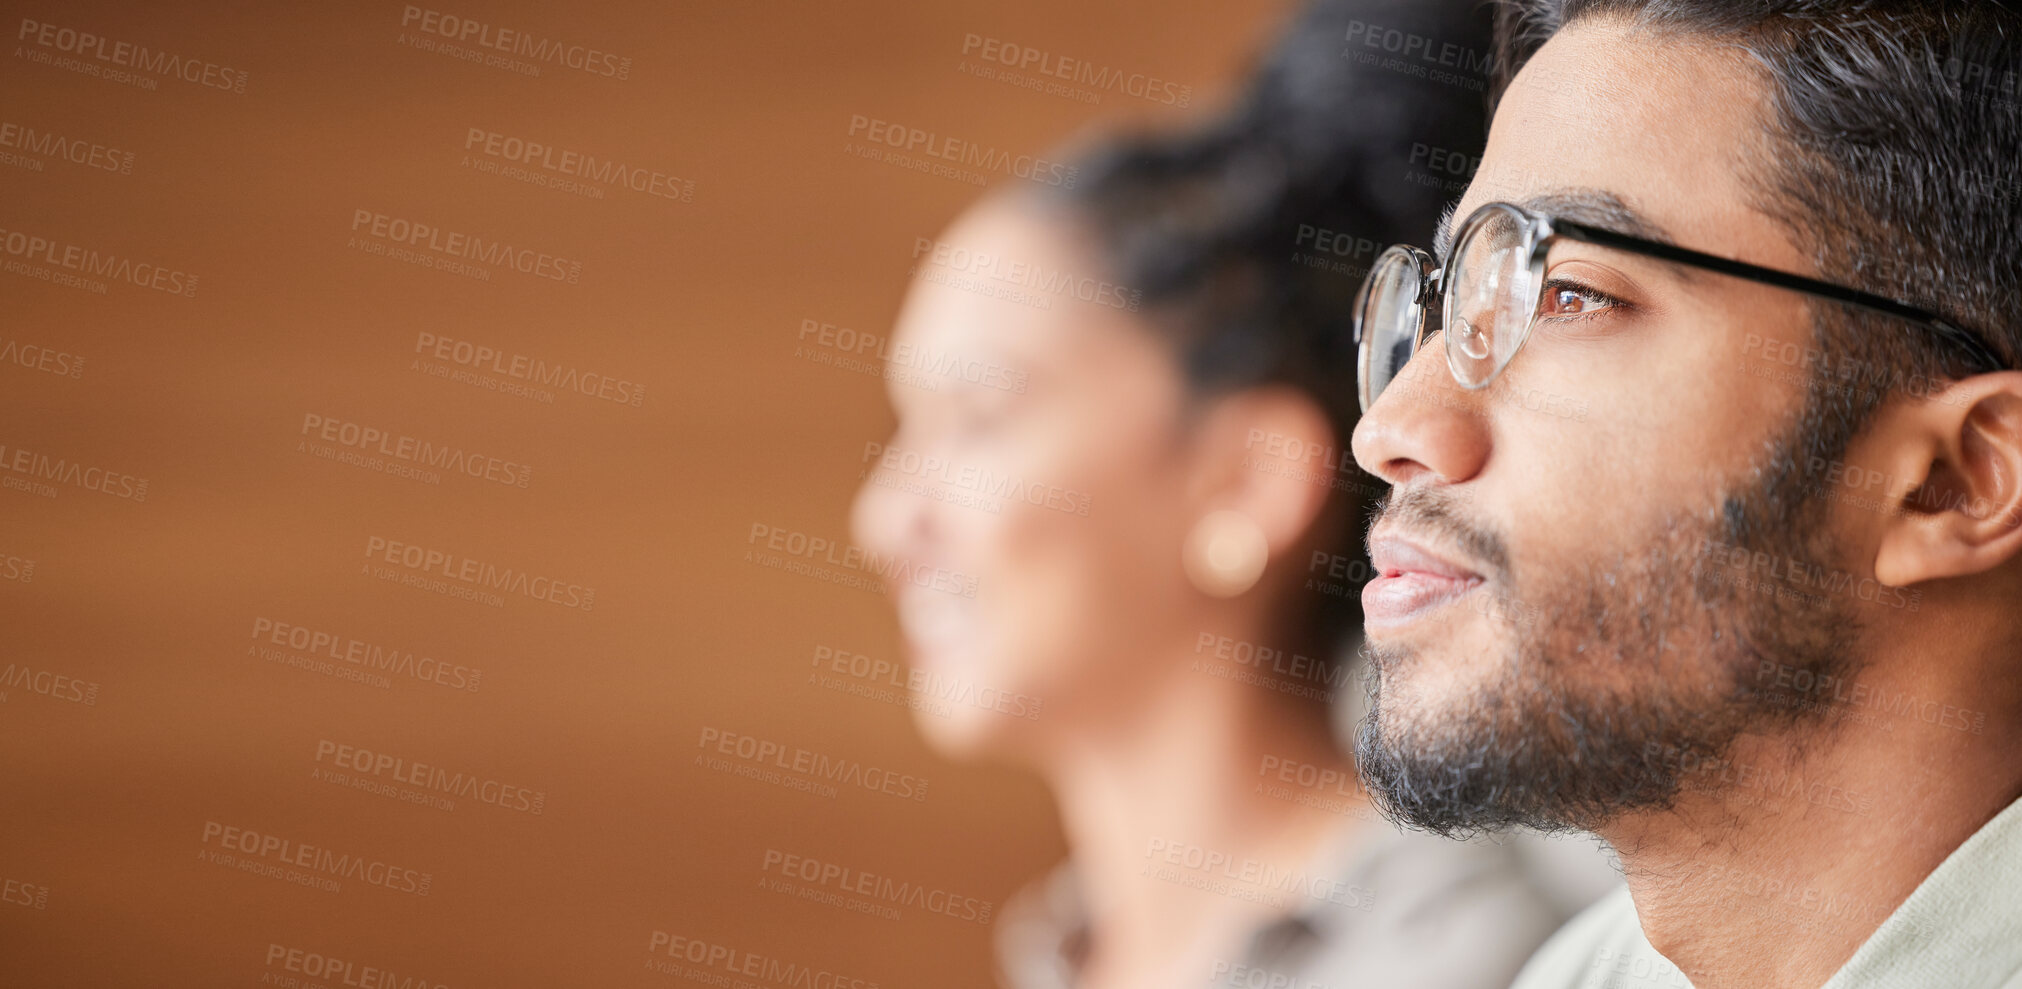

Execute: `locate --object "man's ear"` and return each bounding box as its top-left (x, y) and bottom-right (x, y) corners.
top-left (1872, 372), bottom-right (2022, 587)
top-left (1183, 385), bottom-right (1340, 560)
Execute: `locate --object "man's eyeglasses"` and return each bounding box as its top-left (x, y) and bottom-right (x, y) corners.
top-left (1350, 200), bottom-right (2008, 413)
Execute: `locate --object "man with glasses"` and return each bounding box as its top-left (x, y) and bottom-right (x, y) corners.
top-left (1345, 2), bottom-right (2022, 987)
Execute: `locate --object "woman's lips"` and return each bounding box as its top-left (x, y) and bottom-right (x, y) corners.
top-left (1361, 534), bottom-right (1484, 629)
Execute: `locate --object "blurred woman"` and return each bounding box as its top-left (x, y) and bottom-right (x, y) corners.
top-left (851, 2), bottom-right (1597, 986)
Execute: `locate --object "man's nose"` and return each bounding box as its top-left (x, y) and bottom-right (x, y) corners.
top-left (1351, 345), bottom-right (1492, 487)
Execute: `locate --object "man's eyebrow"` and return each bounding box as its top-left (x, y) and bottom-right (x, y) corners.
top-left (1519, 188), bottom-right (1676, 245)
top-left (1432, 188), bottom-right (1678, 262)
top-left (1431, 201), bottom-right (1460, 260)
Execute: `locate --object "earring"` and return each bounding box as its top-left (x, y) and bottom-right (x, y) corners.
top-left (1183, 509), bottom-right (1268, 598)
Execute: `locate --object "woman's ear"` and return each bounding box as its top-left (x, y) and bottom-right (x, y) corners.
top-left (1181, 385), bottom-right (1342, 562)
top-left (1872, 373), bottom-right (2022, 587)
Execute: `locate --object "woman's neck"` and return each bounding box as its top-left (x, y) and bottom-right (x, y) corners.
top-left (1040, 667), bottom-right (1368, 988)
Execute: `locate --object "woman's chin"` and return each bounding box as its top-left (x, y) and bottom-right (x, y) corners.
top-left (911, 704), bottom-right (1027, 763)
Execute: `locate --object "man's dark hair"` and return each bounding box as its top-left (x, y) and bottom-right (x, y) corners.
top-left (1496, 1), bottom-right (2022, 526)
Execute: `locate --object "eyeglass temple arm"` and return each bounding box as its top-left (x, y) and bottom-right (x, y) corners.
top-left (1552, 220), bottom-right (2007, 373)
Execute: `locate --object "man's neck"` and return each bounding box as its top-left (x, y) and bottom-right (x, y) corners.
top-left (1604, 665), bottom-right (2022, 989)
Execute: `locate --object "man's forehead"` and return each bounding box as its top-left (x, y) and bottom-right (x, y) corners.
top-left (1441, 17), bottom-right (1776, 259)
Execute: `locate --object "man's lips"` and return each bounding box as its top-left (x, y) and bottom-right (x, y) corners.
top-left (1362, 533), bottom-right (1484, 629)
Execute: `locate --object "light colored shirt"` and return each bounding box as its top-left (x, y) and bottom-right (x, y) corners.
top-left (995, 820), bottom-right (1579, 989)
top-left (1509, 794), bottom-right (2022, 989)
top-left (1505, 886), bottom-right (1687, 989)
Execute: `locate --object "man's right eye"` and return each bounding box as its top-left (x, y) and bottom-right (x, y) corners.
top-left (1537, 280), bottom-right (1623, 322)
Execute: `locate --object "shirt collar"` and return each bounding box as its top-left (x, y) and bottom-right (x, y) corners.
top-left (994, 813), bottom-right (1401, 988)
top-left (1821, 792), bottom-right (2022, 989)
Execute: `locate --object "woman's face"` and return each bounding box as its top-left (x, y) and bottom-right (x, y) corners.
top-left (850, 199), bottom-right (1203, 761)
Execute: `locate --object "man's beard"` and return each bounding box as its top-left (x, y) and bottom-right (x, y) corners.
top-left (1352, 418), bottom-right (1864, 838)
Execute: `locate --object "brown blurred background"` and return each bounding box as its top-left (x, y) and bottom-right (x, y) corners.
top-left (0, 0), bottom-right (1293, 984)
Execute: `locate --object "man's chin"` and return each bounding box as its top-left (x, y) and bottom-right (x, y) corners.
top-left (1353, 637), bottom-right (1669, 838)
top-left (1361, 627), bottom-right (1510, 709)
top-left (1354, 713), bottom-right (1595, 837)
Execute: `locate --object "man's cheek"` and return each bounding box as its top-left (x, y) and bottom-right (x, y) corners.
top-left (1525, 409), bottom-right (1676, 542)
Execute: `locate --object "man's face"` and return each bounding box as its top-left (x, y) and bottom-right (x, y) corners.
top-left (1348, 18), bottom-right (1867, 834)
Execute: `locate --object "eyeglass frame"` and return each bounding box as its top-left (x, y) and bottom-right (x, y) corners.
top-left (1352, 200), bottom-right (2010, 413)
